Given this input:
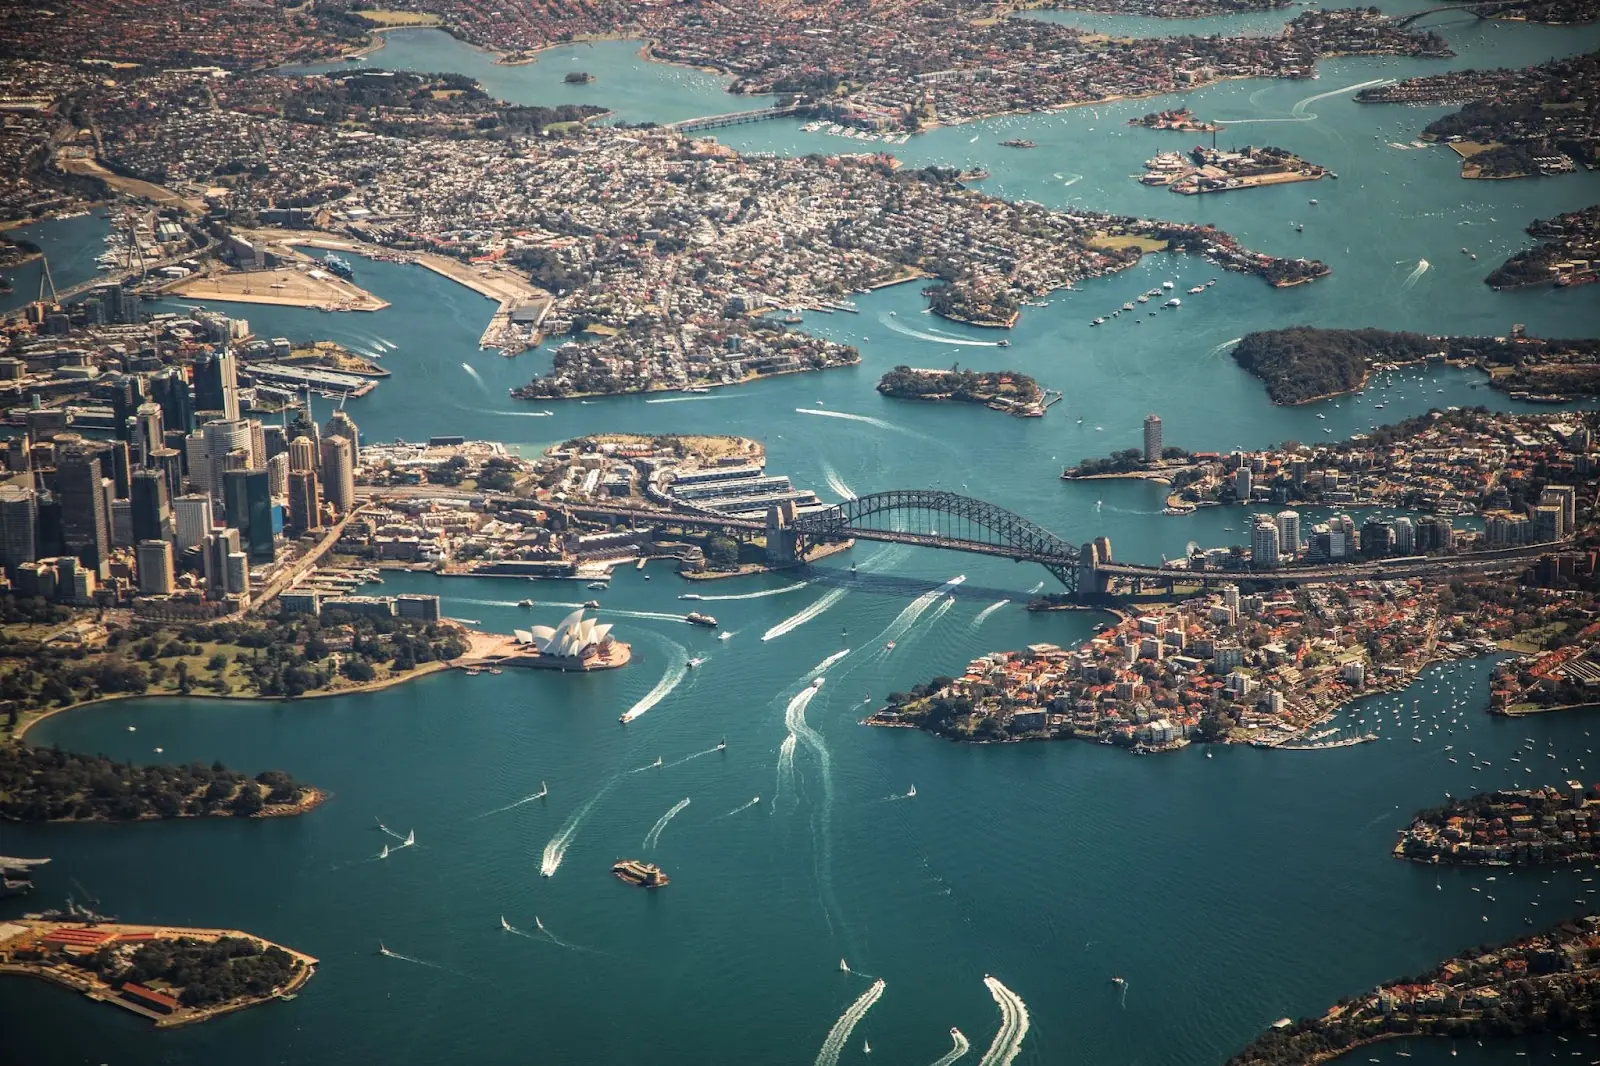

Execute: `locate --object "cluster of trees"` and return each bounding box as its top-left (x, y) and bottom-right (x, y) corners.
top-left (922, 282), bottom-right (1020, 326)
top-left (876, 364), bottom-right (1041, 405)
top-left (1487, 206), bottom-right (1600, 289)
top-left (91, 936), bottom-right (301, 1007)
top-left (1070, 445), bottom-right (1191, 475)
top-left (267, 70), bottom-right (606, 139)
top-left (1231, 326), bottom-right (1443, 404)
top-left (0, 745), bottom-right (305, 822)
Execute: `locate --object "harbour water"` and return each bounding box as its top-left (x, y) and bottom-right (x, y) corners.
top-left (7, 6), bottom-right (1600, 1063)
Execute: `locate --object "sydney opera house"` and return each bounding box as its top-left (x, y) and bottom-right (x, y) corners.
top-left (508, 607), bottom-right (630, 671)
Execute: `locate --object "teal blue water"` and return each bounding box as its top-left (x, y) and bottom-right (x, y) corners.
top-left (8, 7), bottom-right (1600, 1064)
top-left (0, 212), bottom-right (113, 315)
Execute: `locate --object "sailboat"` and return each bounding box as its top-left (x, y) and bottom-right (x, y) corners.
top-left (839, 958), bottom-right (850, 972)
top-left (500, 916), bottom-right (511, 931)
top-left (653, 757), bottom-right (664, 768)
top-left (377, 941), bottom-right (391, 956)
top-left (863, 1041), bottom-right (871, 1054)
top-left (717, 738), bottom-right (727, 751)
top-left (404, 829), bottom-right (415, 847)
top-left (538, 781), bottom-right (548, 798)
top-left (906, 785), bottom-right (916, 797)
top-left (379, 844), bottom-right (389, 860)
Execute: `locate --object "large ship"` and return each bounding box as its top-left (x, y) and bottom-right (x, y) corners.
top-left (612, 859), bottom-right (670, 888)
top-left (322, 252), bottom-right (355, 280)
top-left (685, 612), bottom-right (718, 628)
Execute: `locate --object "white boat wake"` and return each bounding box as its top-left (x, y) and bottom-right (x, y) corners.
top-left (794, 408), bottom-right (904, 433)
top-left (814, 978), bottom-right (887, 1066)
top-left (1222, 77), bottom-right (1392, 125)
top-left (644, 395), bottom-right (726, 403)
top-left (643, 797), bottom-right (691, 848)
top-left (821, 461), bottom-right (858, 501)
top-left (715, 796), bottom-right (761, 819)
top-left (1207, 337), bottom-right (1243, 358)
top-left (540, 782), bottom-right (616, 876)
top-left (879, 577), bottom-right (965, 647)
top-left (378, 945), bottom-right (472, 978)
top-left (664, 744), bottom-right (722, 768)
top-left (930, 1028), bottom-right (972, 1066)
top-left (596, 609), bottom-right (692, 623)
top-left (977, 976), bottom-right (1031, 1066)
top-left (808, 648), bottom-right (851, 677)
top-left (774, 732), bottom-right (798, 807)
top-left (471, 784), bottom-right (547, 820)
top-left (620, 645), bottom-right (690, 723)
top-left (1026, 580), bottom-right (1044, 595)
top-left (694, 582), bottom-right (808, 602)
top-left (461, 362), bottom-right (485, 388)
top-left (879, 313), bottom-right (1001, 347)
top-left (921, 595), bottom-right (956, 631)
top-left (1401, 258), bottom-right (1431, 290)
top-left (490, 409), bottom-right (556, 417)
top-left (972, 600), bottom-right (1009, 627)
top-left (763, 588), bottom-right (849, 642)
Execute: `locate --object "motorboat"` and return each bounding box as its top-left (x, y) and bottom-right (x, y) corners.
top-left (517, 599), bottom-right (534, 608)
top-left (586, 580), bottom-right (610, 590)
top-left (687, 656), bottom-right (707, 668)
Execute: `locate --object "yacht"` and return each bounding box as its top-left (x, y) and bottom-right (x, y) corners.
top-left (884, 641), bottom-right (896, 652)
top-left (583, 599), bottom-right (601, 609)
top-left (517, 599), bottom-right (534, 608)
top-left (586, 580), bottom-right (609, 590)
top-left (687, 656), bottom-right (707, 668)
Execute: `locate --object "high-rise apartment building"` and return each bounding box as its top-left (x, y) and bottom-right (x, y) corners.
top-left (1142, 413), bottom-right (1162, 463)
top-left (136, 539), bottom-right (175, 595)
top-left (0, 484), bottom-right (38, 571)
top-left (320, 434), bottom-right (355, 515)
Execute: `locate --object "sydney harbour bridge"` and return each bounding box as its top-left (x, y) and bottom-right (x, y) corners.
top-left (560, 489), bottom-right (1554, 599)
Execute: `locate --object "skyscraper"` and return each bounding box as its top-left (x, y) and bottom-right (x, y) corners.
top-left (204, 527), bottom-right (242, 596)
top-left (223, 468), bottom-right (275, 563)
top-left (149, 368), bottom-right (194, 434)
top-left (193, 350), bottom-right (240, 421)
top-left (286, 469), bottom-right (321, 535)
top-left (1251, 518), bottom-right (1280, 569)
top-left (288, 467), bottom-right (321, 531)
top-left (287, 402), bottom-right (319, 461)
top-left (135, 402), bottom-right (164, 463)
top-left (288, 436), bottom-right (317, 474)
top-left (320, 434), bottom-right (355, 515)
top-left (1142, 413), bottom-right (1162, 463)
top-left (267, 452), bottom-right (288, 497)
top-left (1233, 466), bottom-right (1253, 503)
top-left (0, 484), bottom-right (38, 571)
top-left (56, 442), bottom-right (111, 574)
top-left (199, 419), bottom-right (254, 507)
top-left (173, 494), bottom-right (214, 552)
top-left (136, 539), bottom-right (175, 595)
top-left (1275, 510), bottom-right (1300, 557)
top-left (1393, 516), bottom-right (1415, 554)
top-left (326, 409), bottom-right (360, 467)
top-left (130, 468), bottom-right (170, 544)
top-left (149, 447), bottom-right (184, 504)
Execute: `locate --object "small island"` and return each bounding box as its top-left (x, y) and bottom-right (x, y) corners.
top-left (876, 364), bottom-right (1048, 417)
top-left (1227, 915), bottom-right (1600, 1065)
top-left (923, 282), bottom-right (1020, 328)
top-left (1485, 205), bottom-right (1600, 291)
top-left (1139, 144), bottom-right (1326, 195)
top-left (1230, 326), bottom-right (1600, 405)
top-left (1061, 445), bottom-right (1193, 480)
top-left (1395, 782), bottom-right (1600, 866)
top-left (0, 920), bottom-right (317, 1028)
top-left (0, 744), bottom-right (320, 822)
top-left (1128, 108), bottom-right (1222, 134)
top-left (564, 71), bottom-right (594, 84)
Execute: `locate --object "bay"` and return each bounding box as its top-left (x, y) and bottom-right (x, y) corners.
top-left (7, 7), bottom-right (1600, 1063)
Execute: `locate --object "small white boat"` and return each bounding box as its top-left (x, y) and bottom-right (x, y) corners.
top-left (906, 785), bottom-right (916, 797)
top-left (687, 656), bottom-right (707, 668)
top-left (839, 958), bottom-right (850, 972)
top-left (380, 845), bottom-right (389, 859)
top-left (653, 757), bottom-right (663, 768)
top-left (501, 915), bottom-right (511, 930)
top-left (812, 677), bottom-right (825, 688)
top-left (404, 830), bottom-right (415, 846)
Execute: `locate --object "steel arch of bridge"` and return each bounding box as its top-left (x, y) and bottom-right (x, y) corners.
top-left (792, 490), bottom-right (1081, 592)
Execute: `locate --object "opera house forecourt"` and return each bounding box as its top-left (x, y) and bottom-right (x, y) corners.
top-left (506, 608), bottom-right (631, 671)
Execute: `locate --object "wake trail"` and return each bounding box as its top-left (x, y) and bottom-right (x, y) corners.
top-left (664, 744), bottom-right (722, 768)
top-left (977, 976), bottom-right (1031, 1066)
top-left (378, 946), bottom-right (473, 979)
top-left (763, 588), bottom-right (848, 641)
top-left (644, 798), bottom-right (691, 848)
top-left (774, 732), bottom-right (798, 808)
top-left (1223, 77), bottom-right (1391, 125)
top-left (879, 313), bottom-right (1001, 347)
top-left (972, 600), bottom-right (1009, 627)
top-left (378, 824), bottom-right (409, 842)
top-left (620, 644), bottom-right (690, 723)
top-left (1401, 258), bottom-right (1431, 290)
top-left (644, 395), bottom-right (726, 403)
top-left (601, 609), bottom-right (692, 623)
top-left (714, 796), bottom-right (761, 819)
top-left (1026, 581), bottom-right (1044, 595)
top-left (1207, 337), bottom-right (1243, 358)
top-left (692, 582), bottom-right (808, 602)
top-left (794, 408), bottom-right (921, 438)
top-left (814, 978), bottom-right (887, 1066)
top-left (486, 409), bottom-right (555, 417)
top-left (471, 786), bottom-right (546, 819)
top-left (540, 780), bottom-right (618, 877)
top-left (821, 461), bottom-right (858, 501)
top-left (808, 648), bottom-right (851, 677)
top-left (930, 1028), bottom-right (972, 1066)
top-left (461, 362), bottom-right (486, 389)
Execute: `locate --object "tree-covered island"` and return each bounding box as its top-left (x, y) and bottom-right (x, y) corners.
top-left (876, 365), bottom-right (1046, 416)
top-left (1485, 205), bottom-right (1600, 291)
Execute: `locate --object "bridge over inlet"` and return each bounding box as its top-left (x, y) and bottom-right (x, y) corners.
top-left (666, 104), bottom-right (811, 133)
top-left (1394, 0), bottom-right (1533, 25)
top-left (563, 489), bottom-right (1557, 600)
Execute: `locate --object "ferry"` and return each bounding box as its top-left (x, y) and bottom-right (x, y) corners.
top-left (997, 339), bottom-right (1010, 347)
top-left (686, 612), bottom-right (718, 628)
top-left (1164, 298), bottom-right (1181, 308)
top-left (612, 859), bottom-right (670, 888)
top-left (586, 580), bottom-right (610, 590)
top-left (517, 599), bottom-right (534, 608)
top-left (583, 599), bottom-right (601, 609)
top-left (322, 252), bottom-right (355, 280)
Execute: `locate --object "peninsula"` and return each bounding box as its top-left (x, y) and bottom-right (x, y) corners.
top-left (1227, 915), bottom-right (1600, 1066)
top-left (0, 919), bottom-right (317, 1028)
top-left (1355, 50), bottom-right (1598, 180)
top-left (1230, 326), bottom-right (1600, 405)
top-left (1395, 782), bottom-right (1600, 867)
top-left (1485, 205), bottom-right (1600, 291)
top-left (876, 365), bottom-right (1047, 417)
top-left (0, 744), bottom-right (318, 822)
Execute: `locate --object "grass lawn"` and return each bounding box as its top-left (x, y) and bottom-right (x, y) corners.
top-left (1089, 233), bottom-right (1170, 253)
top-left (354, 10), bottom-right (442, 26)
